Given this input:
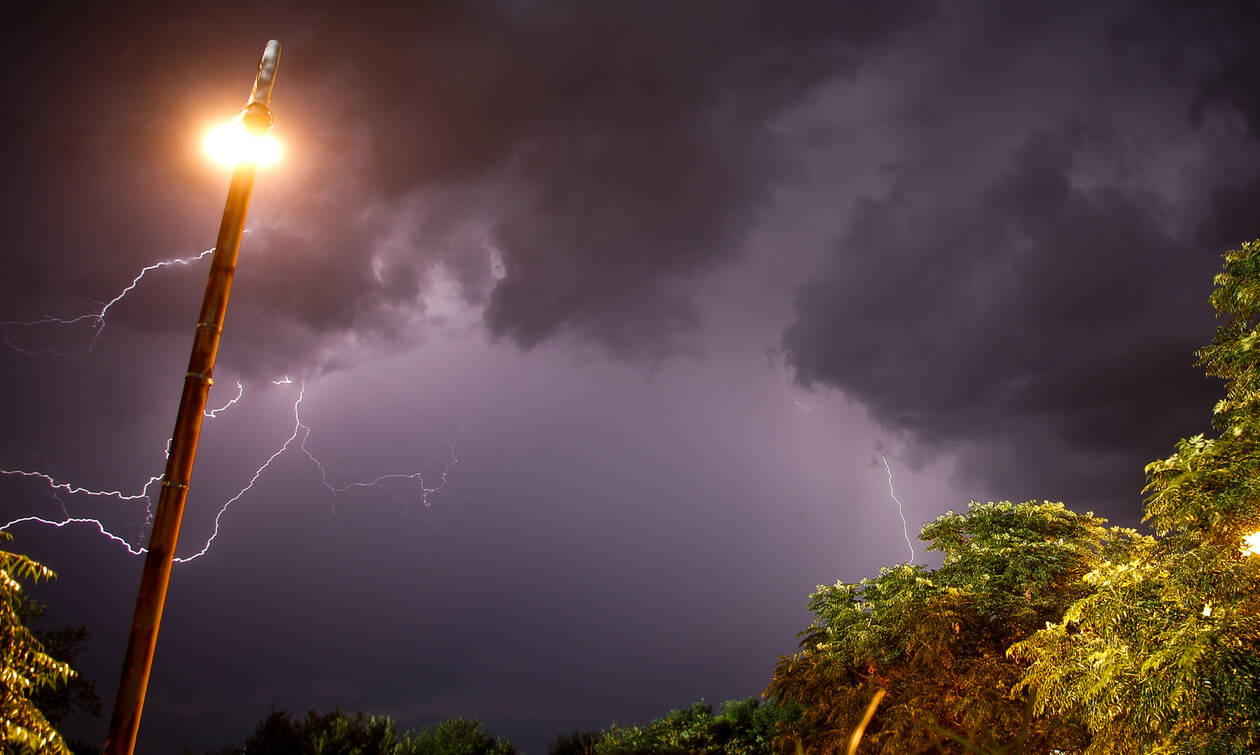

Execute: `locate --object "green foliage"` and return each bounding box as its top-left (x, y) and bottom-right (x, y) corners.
top-left (236, 708), bottom-right (400, 754)
top-left (594, 697), bottom-right (800, 754)
top-left (225, 708), bottom-right (515, 755)
top-left (402, 717), bottom-right (516, 755)
top-left (0, 533), bottom-right (75, 754)
top-left (1012, 240), bottom-right (1260, 753)
top-left (767, 501), bottom-right (1144, 753)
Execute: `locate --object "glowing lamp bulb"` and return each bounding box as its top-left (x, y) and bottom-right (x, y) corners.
top-left (203, 121), bottom-right (282, 167)
top-left (1242, 530), bottom-right (1260, 557)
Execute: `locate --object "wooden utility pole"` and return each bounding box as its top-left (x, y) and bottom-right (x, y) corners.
top-left (104, 40), bottom-right (281, 755)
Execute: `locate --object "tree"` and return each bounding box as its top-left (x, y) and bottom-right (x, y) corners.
top-left (235, 708), bottom-right (400, 754)
top-left (766, 501), bottom-right (1145, 753)
top-left (224, 709), bottom-right (516, 755)
top-left (1012, 240), bottom-right (1260, 753)
top-left (400, 717), bottom-right (516, 755)
top-left (0, 533), bottom-right (76, 754)
top-left (594, 697), bottom-right (800, 755)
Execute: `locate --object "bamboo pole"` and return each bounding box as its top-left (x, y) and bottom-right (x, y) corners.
top-left (104, 40), bottom-right (280, 755)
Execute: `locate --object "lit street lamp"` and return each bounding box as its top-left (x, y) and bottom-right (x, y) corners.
top-left (104, 40), bottom-right (282, 755)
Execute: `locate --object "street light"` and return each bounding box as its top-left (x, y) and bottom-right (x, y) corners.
top-left (204, 119), bottom-right (283, 167)
top-left (103, 40), bottom-right (281, 755)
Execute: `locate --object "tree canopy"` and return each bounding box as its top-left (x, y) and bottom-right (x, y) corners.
top-left (217, 709), bottom-right (516, 755)
top-left (1012, 239), bottom-right (1260, 753)
top-left (0, 533), bottom-right (76, 754)
top-left (593, 697), bottom-right (799, 755)
top-left (766, 501), bottom-right (1145, 753)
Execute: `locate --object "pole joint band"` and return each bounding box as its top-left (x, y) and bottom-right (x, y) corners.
top-left (185, 371), bottom-right (214, 386)
top-left (196, 322), bottom-right (222, 334)
top-left (161, 479), bottom-right (188, 490)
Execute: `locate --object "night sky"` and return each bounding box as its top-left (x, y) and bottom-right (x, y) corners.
top-left (3, 1), bottom-right (1259, 751)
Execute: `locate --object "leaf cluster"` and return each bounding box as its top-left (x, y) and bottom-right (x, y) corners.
top-left (767, 501), bottom-right (1142, 753)
top-left (220, 709), bottom-right (516, 755)
top-left (1013, 240), bottom-right (1260, 753)
top-left (593, 697), bottom-right (800, 755)
top-left (0, 532), bottom-right (76, 755)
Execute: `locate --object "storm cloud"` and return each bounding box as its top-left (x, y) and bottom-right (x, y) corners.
top-left (780, 0), bottom-right (1260, 517)
top-left (2, 0), bottom-right (933, 377)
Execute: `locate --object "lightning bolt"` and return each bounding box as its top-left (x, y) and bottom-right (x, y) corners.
top-left (0, 469), bottom-right (160, 501)
top-left (305, 424), bottom-right (463, 515)
top-left (174, 382), bottom-right (312, 563)
top-left (1, 242), bottom-right (464, 563)
top-left (881, 455), bottom-right (915, 563)
top-left (0, 245), bottom-right (216, 353)
top-left (0, 516), bottom-right (148, 556)
top-left (204, 381), bottom-right (245, 418)
top-left (86, 247), bottom-right (217, 348)
top-left (1, 381), bottom-right (463, 562)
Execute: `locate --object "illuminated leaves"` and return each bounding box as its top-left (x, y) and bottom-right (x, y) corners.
top-left (1013, 240), bottom-right (1260, 753)
top-left (767, 502), bottom-right (1136, 753)
top-left (594, 698), bottom-right (800, 755)
top-left (0, 533), bottom-right (73, 755)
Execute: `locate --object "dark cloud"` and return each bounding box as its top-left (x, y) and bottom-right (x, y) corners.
top-left (2, 0), bottom-right (934, 377)
top-left (1105, 1), bottom-right (1260, 256)
top-left (1108, 0), bottom-right (1260, 136)
top-left (777, 0), bottom-right (1260, 519)
top-left (472, 1), bottom-right (934, 358)
top-left (305, 0), bottom-right (935, 364)
top-left (783, 123), bottom-right (1240, 518)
